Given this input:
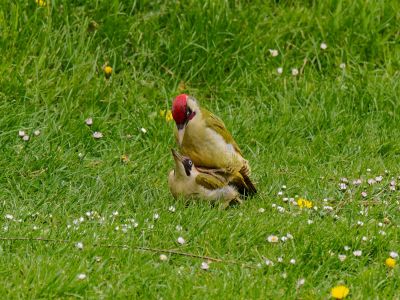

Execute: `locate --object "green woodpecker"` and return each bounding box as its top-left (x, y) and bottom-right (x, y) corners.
top-left (171, 94), bottom-right (257, 196)
top-left (168, 149), bottom-right (241, 208)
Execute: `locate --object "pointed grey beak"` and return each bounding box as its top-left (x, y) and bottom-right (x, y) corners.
top-left (171, 149), bottom-right (184, 163)
top-left (176, 123), bottom-right (186, 146)
top-left (177, 128), bottom-right (185, 146)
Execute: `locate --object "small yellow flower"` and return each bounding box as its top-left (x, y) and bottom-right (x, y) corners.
top-left (121, 154), bottom-right (129, 163)
top-left (35, 0), bottom-right (46, 7)
top-left (331, 285), bottom-right (349, 299)
top-left (297, 198), bottom-right (313, 209)
top-left (159, 110), bottom-right (173, 122)
top-left (165, 110), bottom-right (173, 122)
top-left (385, 257), bottom-right (396, 268)
top-left (103, 66), bottom-right (112, 79)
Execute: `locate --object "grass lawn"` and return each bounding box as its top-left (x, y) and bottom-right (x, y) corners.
top-left (1, 0), bottom-right (400, 298)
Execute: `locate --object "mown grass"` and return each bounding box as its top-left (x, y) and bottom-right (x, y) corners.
top-left (0, 0), bottom-right (400, 299)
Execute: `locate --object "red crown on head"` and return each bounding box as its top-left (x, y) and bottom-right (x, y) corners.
top-left (172, 94), bottom-right (188, 124)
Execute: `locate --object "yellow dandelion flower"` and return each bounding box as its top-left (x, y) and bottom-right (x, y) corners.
top-left (385, 257), bottom-right (396, 268)
top-left (165, 110), bottom-right (173, 122)
top-left (331, 285), bottom-right (349, 299)
top-left (159, 110), bottom-right (166, 117)
top-left (103, 66), bottom-right (112, 79)
top-left (297, 198), bottom-right (313, 209)
top-left (35, 0), bottom-right (46, 7)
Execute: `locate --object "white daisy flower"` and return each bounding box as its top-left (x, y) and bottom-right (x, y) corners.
top-left (75, 242), bottom-right (84, 250)
top-left (18, 130), bottom-right (26, 137)
top-left (159, 254), bottom-right (168, 261)
top-left (277, 67), bottom-right (283, 74)
top-left (291, 68), bottom-right (299, 76)
top-left (5, 214), bottom-right (14, 220)
top-left (93, 131), bottom-right (103, 139)
top-left (267, 235), bottom-right (279, 243)
top-left (201, 262), bottom-right (210, 270)
top-left (277, 206), bottom-right (285, 213)
top-left (320, 42), bottom-right (327, 50)
top-left (338, 254), bottom-right (347, 262)
top-left (258, 208), bottom-right (265, 213)
top-left (353, 250), bottom-right (362, 257)
top-left (140, 128), bottom-right (147, 134)
top-left (357, 221), bottom-right (364, 226)
top-left (269, 49), bottom-right (279, 57)
top-left (339, 63), bottom-right (346, 69)
top-left (175, 225), bottom-right (183, 231)
top-left (168, 206), bottom-right (176, 213)
top-left (344, 246), bottom-right (350, 251)
top-left (34, 130), bottom-right (41, 136)
top-left (153, 213), bottom-right (160, 220)
top-left (22, 135), bottom-right (30, 141)
top-left (264, 258), bottom-right (274, 266)
top-left (85, 118), bottom-right (93, 126)
top-left (77, 273), bottom-right (87, 280)
top-left (177, 237), bottom-right (185, 245)
top-left (389, 251), bottom-right (398, 259)
top-left (297, 278), bottom-right (305, 287)
top-left (290, 259), bottom-right (296, 264)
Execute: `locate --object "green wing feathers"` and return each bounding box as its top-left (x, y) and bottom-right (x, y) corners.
top-left (195, 173), bottom-right (226, 190)
top-left (201, 108), bottom-right (243, 156)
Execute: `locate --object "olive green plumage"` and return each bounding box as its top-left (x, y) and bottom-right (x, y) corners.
top-left (168, 149), bottom-right (241, 208)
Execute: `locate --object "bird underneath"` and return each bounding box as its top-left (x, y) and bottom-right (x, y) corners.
top-left (168, 149), bottom-right (241, 209)
top-left (171, 94), bottom-right (257, 196)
